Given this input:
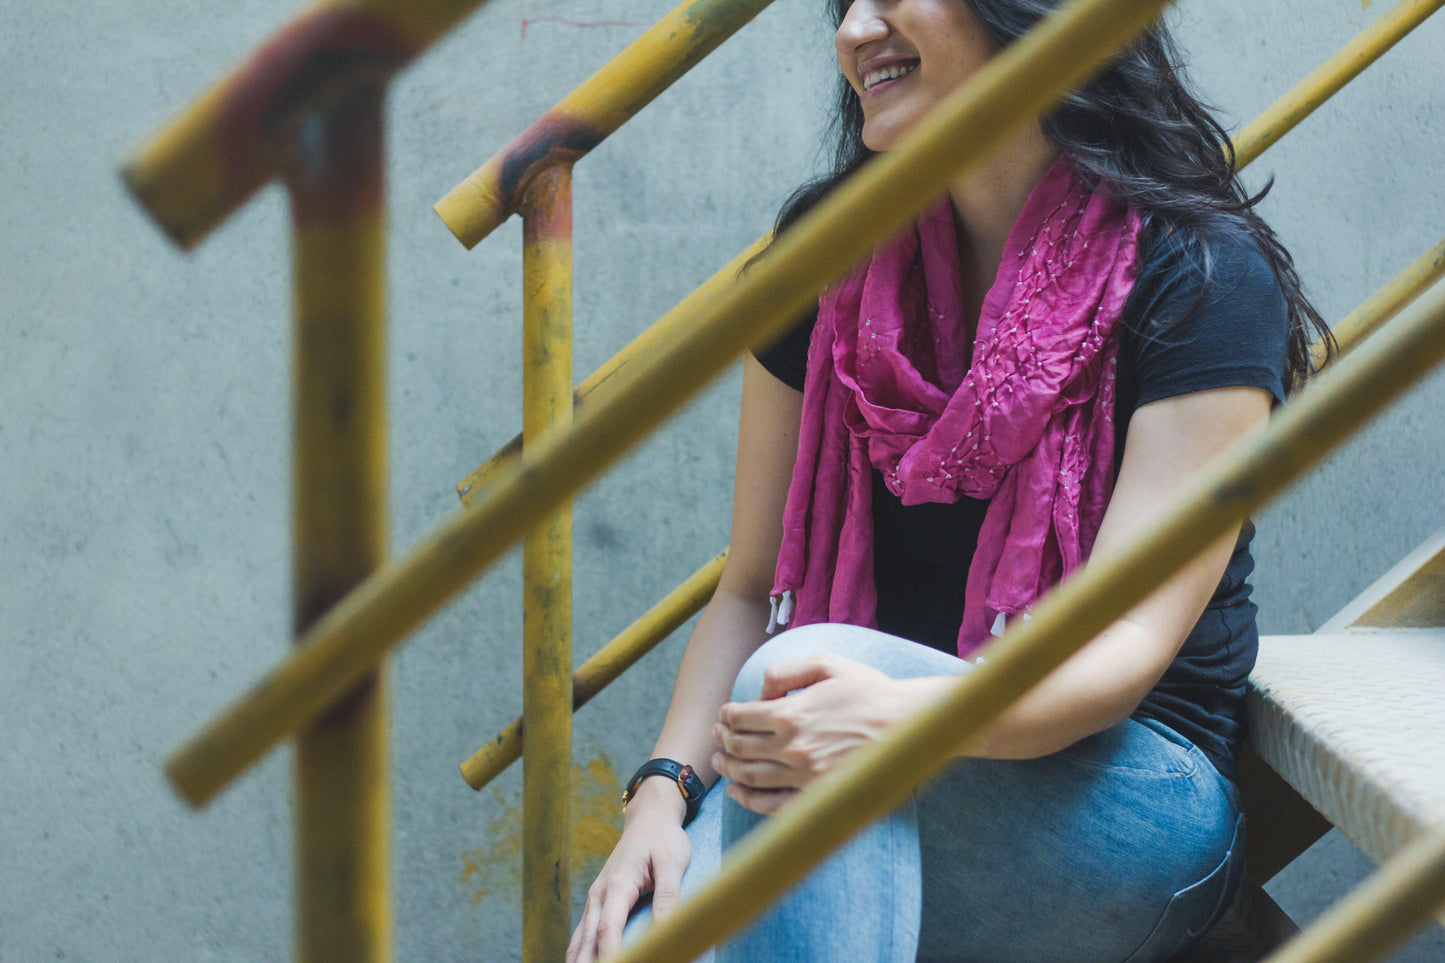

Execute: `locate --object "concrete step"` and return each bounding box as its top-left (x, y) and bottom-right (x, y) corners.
top-left (1249, 626), bottom-right (1445, 868)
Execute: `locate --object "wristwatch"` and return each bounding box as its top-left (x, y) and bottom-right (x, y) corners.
top-left (622, 758), bottom-right (706, 827)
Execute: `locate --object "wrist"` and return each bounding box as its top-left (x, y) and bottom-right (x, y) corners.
top-left (623, 758), bottom-right (706, 826)
top-left (623, 775), bottom-right (690, 826)
top-left (884, 676), bottom-right (954, 727)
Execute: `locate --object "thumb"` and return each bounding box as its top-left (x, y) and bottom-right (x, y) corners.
top-left (760, 655), bottom-right (838, 700)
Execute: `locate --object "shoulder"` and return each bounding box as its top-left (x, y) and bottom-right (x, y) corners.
top-left (750, 308), bottom-right (816, 393)
top-left (1128, 225), bottom-right (1286, 332)
top-left (1122, 223), bottom-right (1291, 406)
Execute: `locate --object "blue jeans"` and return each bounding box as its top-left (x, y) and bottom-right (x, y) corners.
top-left (625, 624), bottom-right (1244, 962)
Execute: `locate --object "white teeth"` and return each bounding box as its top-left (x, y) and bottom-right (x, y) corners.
top-left (863, 63), bottom-right (916, 91)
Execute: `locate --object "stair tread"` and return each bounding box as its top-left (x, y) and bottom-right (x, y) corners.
top-left (1248, 628), bottom-right (1445, 865)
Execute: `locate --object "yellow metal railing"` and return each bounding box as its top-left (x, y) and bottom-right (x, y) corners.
top-left (121, 0), bottom-right (1445, 958)
top-left (435, 0), bottom-right (776, 249)
top-left (122, 2), bottom-right (507, 957)
top-left (449, 0), bottom-right (1445, 806)
top-left (1232, 0), bottom-right (1445, 169)
top-left (459, 550), bottom-right (728, 790)
top-left (434, 0), bottom-right (777, 950)
top-left (606, 275), bottom-right (1445, 960)
top-left (1266, 824), bottom-right (1445, 963)
top-left (160, 0), bottom-right (1177, 814)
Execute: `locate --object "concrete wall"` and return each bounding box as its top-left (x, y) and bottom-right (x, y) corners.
top-left (2, 0), bottom-right (1441, 960)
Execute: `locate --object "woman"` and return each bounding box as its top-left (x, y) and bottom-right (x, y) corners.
top-left (568, 0), bottom-right (1329, 959)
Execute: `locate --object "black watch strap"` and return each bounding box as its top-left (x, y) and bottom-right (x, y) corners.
top-left (623, 758), bottom-right (706, 827)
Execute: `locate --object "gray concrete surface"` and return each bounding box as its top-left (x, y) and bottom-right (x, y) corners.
top-left (2, 0), bottom-right (1441, 960)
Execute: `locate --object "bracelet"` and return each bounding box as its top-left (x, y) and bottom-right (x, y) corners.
top-left (622, 758), bottom-right (706, 827)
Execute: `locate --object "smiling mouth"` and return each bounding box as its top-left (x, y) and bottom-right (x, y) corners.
top-left (863, 62), bottom-right (918, 92)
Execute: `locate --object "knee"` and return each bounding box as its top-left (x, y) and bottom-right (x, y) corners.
top-left (729, 624), bottom-right (841, 703)
top-left (730, 623), bottom-right (968, 704)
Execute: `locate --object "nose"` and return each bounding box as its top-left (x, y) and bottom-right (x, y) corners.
top-left (836, 0), bottom-right (888, 60)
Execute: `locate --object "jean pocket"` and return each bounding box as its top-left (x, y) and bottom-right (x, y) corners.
top-left (1121, 814), bottom-right (1245, 963)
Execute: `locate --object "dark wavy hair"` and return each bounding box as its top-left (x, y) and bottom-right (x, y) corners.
top-left (771, 0), bottom-right (1333, 389)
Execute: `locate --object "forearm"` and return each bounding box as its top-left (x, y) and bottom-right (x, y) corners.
top-left (893, 526), bottom-right (1241, 760)
top-left (893, 617), bottom-right (1162, 760)
top-left (644, 587), bottom-right (772, 798)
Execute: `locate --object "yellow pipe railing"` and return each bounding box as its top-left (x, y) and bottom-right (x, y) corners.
top-left (1233, 0), bottom-right (1445, 169)
top-left (460, 549), bottom-right (727, 790)
top-left (286, 82), bottom-right (392, 963)
top-left (121, 0), bottom-right (501, 249)
top-left (447, 0), bottom-right (1443, 785)
top-left (458, 0), bottom-right (1439, 504)
top-left (164, 0), bottom-right (1179, 808)
top-left (435, 0), bottom-right (777, 249)
top-left (122, 2), bottom-right (524, 955)
top-left (456, 238), bottom-right (768, 503)
top-left (1264, 824), bottom-right (1445, 963)
top-left (517, 163), bottom-right (577, 961)
top-left (613, 276), bottom-right (1445, 961)
top-left (122, 0), bottom-right (1445, 954)
top-left (1322, 236), bottom-right (1445, 365)
top-left (455, 231), bottom-right (1445, 790)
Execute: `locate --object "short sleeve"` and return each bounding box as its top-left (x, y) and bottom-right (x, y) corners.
top-left (1123, 231), bottom-right (1291, 408)
top-left (750, 309), bottom-right (816, 392)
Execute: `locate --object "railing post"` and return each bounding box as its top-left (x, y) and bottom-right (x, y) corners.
top-left (519, 162), bottom-right (575, 962)
top-left (286, 79), bottom-right (391, 963)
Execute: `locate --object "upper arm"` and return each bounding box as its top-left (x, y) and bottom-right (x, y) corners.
top-left (719, 354), bottom-right (804, 601)
top-left (1095, 232), bottom-right (1288, 681)
top-left (965, 383), bottom-right (1275, 758)
top-left (1089, 384), bottom-right (1272, 685)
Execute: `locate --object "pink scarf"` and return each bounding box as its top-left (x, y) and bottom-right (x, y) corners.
top-left (769, 157), bottom-right (1143, 657)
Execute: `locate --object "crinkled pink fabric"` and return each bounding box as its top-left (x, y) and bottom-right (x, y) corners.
top-left (771, 157), bottom-right (1143, 656)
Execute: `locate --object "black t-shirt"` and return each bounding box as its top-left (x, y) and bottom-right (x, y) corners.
top-left (753, 226), bottom-right (1290, 780)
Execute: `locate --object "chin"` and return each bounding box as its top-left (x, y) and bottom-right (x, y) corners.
top-left (861, 117), bottom-right (910, 152)
top-left (861, 129), bottom-right (896, 152)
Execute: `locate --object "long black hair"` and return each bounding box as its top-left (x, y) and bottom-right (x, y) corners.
top-left (771, 0), bottom-right (1333, 389)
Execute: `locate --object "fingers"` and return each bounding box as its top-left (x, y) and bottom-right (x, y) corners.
top-left (650, 848), bottom-right (685, 922)
top-left (595, 882), bottom-right (639, 960)
top-left (726, 780), bottom-right (797, 815)
top-left (570, 874), bottom-right (639, 963)
top-left (711, 750), bottom-right (799, 789)
top-left (567, 890), bottom-right (603, 963)
top-left (759, 654), bottom-right (841, 700)
top-left (718, 696), bottom-right (794, 733)
top-left (712, 722), bottom-right (782, 759)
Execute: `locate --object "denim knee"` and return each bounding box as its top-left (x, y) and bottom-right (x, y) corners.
top-left (729, 625), bottom-right (840, 703)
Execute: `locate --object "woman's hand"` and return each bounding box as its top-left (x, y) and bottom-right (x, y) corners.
top-left (566, 780), bottom-right (690, 963)
top-left (712, 654), bottom-right (927, 815)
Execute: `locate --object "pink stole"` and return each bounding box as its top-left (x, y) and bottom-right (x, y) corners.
top-left (770, 157), bottom-right (1144, 656)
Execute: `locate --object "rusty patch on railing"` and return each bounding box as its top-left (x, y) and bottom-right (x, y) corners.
top-left (497, 114), bottom-right (604, 219)
top-left (218, 8), bottom-right (415, 189)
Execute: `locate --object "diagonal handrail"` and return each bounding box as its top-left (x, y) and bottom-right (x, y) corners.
top-left (435, 0), bottom-right (777, 249)
top-left (456, 237), bottom-right (769, 502)
top-left (1321, 237), bottom-right (1445, 364)
top-left (453, 0), bottom-right (1445, 503)
top-left (448, 0), bottom-right (1444, 788)
top-left (164, 0), bottom-right (1180, 808)
top-left (611, 277), bottom-right (1445, 961)
top-left (1233, 0), bottom-right (1445, 169)
top-left (460, 549), bottom-right (728, 789)
top-left (1263, 823), bottom-right (1445, 963)
top-left (455, 231), bottom-right (1445, 794)
top-left (454, 0), bottom-right (1440, 503)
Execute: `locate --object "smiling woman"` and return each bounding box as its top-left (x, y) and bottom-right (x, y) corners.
top-left (837, 0), bottom-right (997, 150)
top-left (565, 1), bottom-right (1332, 961)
